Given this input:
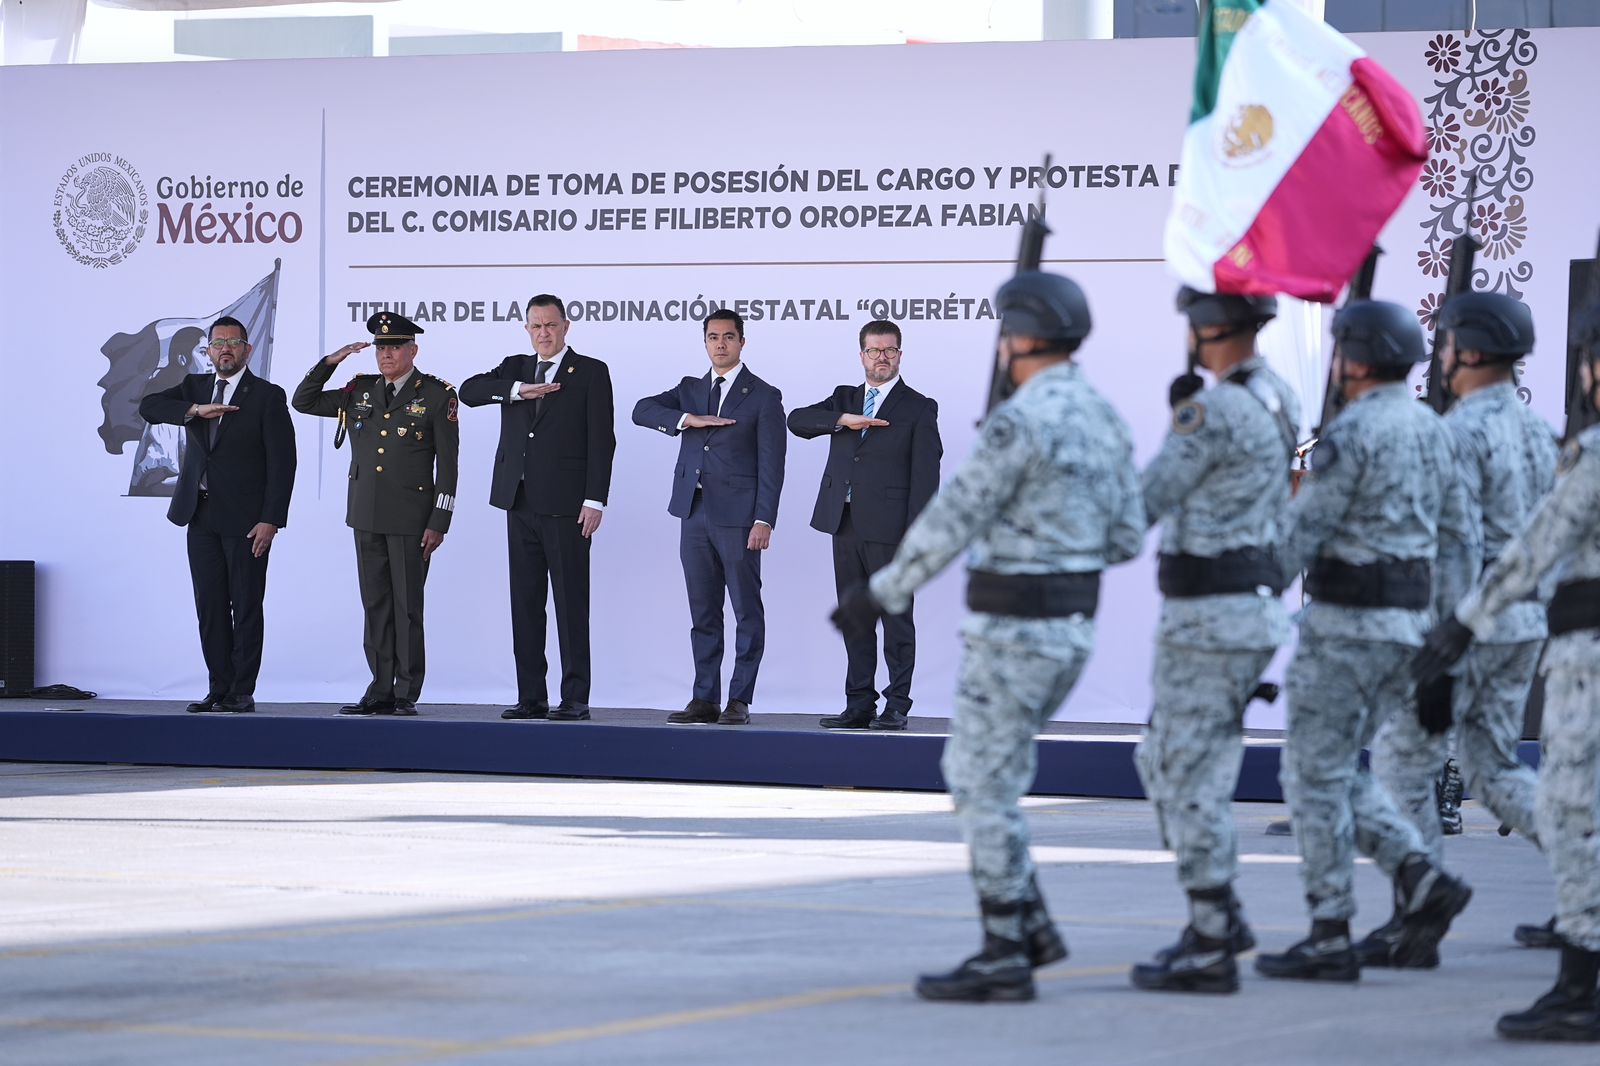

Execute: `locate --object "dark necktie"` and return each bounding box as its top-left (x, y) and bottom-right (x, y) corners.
top-left (709, 375), bottom-right (724, 417)
top-left (211, 378), bottom-right (228, 447)
top-left (534, 359), bottom-right (553, 418)
top-left (384, 381), bottom-right (397, 408)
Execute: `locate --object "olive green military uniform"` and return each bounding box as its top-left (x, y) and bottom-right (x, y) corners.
top-left (292, 338), bottom-right (459, 708)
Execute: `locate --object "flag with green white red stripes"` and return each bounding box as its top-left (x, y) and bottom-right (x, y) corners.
top-left (1164, 0), bottom-right (1427, 301)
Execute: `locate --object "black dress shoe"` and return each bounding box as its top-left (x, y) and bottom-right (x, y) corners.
top-left (548, 702), bottom-right (591, 721)
top-left (391, 699), bottom-right (418, 717)
top-left (339, 698), bottom-right (394, 716)
top-left (819, 709), bottom-right (874, 730)
top-left (216, 696), bottom-right (256, 714)
top-left (719, 699), bottom-right (751, 725)
top-left (186, 693), bottom-right (224, 714)
top-left (871, 709), bottom-right (909, 731)
top-left (668, 699), bottom-right (721, 724)
top-left (501, 702), bottom-right (549, 720)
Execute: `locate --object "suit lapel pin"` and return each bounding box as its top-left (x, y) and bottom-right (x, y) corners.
top-left (567, 366), bottom-right (575, 374)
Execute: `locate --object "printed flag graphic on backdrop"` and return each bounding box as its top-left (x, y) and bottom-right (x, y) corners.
top-left (96, 260), bottom-right (281, 496)
top-left (1164, 0), bottom-right (1426, 301)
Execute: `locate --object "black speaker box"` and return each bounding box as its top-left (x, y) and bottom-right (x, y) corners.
top-left (0, 561), bottom-right (36, 697)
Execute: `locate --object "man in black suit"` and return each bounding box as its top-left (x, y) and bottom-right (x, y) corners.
top-left (633, 309), bottom-right (786, 725)
top-left (459, 294), bottom-right (616, 722)
top-left (789, 320), bottom-right (941, 730)
top-left (139, 315), bottom-right (296, 713)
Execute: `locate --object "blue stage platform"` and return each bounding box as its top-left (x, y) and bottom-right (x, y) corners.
top-left (0, 699), bottom-right (1306, 800)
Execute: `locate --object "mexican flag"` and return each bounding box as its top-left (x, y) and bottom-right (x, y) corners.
top-left (1164, 0), bottom-right (1426, 301)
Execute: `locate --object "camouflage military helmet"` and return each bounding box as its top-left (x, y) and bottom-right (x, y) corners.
top-left (1175, 286), bottom-right (1278, 328)
top-left (997, 270), bottom-right (1092, 343)
top-left (1331, 299), bottom-right (1427, 366)
top-left (1440, 291), bottom-right (1535, 358)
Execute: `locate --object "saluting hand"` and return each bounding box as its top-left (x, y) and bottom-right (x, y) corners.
top-left (325, 341), bottom-right (370, 365)
top-left (190, 403), bottom-right (240, 420)
top-left (421, 529), bottom-right (444, 561)
top-left (837, 414), bottom-right (889, 431)
top-left (519, 382), bottom-right (562, 400)
top-left (683, 414), bottom-right (736, 429)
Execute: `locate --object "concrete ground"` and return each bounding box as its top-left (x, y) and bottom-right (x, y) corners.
top-left (0, 762), bottom-right (1581, 1065)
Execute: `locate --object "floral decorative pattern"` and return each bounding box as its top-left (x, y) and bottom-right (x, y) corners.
top-left (1414, 28), bottom-right (1537, 393)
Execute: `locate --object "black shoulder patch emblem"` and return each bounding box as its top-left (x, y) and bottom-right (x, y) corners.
top-left (1172, 399), bottom-right (1206, 435)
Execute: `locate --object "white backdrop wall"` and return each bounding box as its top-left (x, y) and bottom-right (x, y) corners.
top-left (2, 30), bottom-right (1594, 725)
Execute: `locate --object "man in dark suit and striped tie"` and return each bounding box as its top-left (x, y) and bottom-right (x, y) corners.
top-left (788, 320), bottom-right (941, 730)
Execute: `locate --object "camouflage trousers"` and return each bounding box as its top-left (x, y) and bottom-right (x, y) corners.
top-left (1282, 638), bottom-right (1433, 921)
top-left (1455, 640), bottom-right (1543, 844)
top-left (1135, 644), bottom-right (1275, 891)
top-left (941, 626), bottom-right (1092, 904)
top-left (1536, 630), bottom-right (1600, 952)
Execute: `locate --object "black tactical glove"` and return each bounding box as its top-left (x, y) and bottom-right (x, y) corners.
top-left (1415, 674), bottom-right (1455, 736)
top-left (831, 585), bottom-right (882, 642)
top-left (1411, 616), bottom-right (1474, 685)
top-left (1168, 372), bottom-right (1205, 410)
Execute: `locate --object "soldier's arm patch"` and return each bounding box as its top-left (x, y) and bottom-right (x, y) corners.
top-left (1171, 398), bottom-right (1206, 435)
top-left (447, 396), bottom-right (459, 422)
top-left (1558, 438), bottom-right (1582, 474)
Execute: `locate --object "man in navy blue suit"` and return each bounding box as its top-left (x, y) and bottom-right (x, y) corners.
top-left (139, 315), bottom-right (296, 714)
top-left (633, 309), bottom-right (786, 724)
top-left (788, 320), bottom-right (941, 730)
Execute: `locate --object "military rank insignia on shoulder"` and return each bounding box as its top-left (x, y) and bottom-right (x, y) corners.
top-left (1558, 438), bottom-right (1582, 475)
top-left (1172, 398), bottom-right (1206, 435)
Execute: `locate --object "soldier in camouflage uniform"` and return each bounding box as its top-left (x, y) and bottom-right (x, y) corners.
top-left (1131, 287), bottom-right (1300, 995)
top-left (1255, 300), bottom-right (1475, 983)
top-left (1358, 292), bottom-right (1557, 969)
top-left (292, 312), bottom-right (460, 716)
top-left (833, 271), bottom-right (1145, 1003)
top-left (1414, 301), bottom-right (1600, 1042)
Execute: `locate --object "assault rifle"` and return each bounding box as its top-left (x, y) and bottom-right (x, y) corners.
top-left (983, 153), bottom-right (1053, 418)
top-left (1424, 174), bottom-right (1481, 414)
top-left (1294, 245), bottom-right (1383, 487)
top-left (1564, 228), bottom-right (1600, 440)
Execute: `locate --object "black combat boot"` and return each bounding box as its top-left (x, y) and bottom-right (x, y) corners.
top-left (1132, 886), bottom-right (1248, 994)
top-left (1437, 758), bottom-right (1464, 836)
top-left (1255, 919), bottom-right (1360, 982)
top-left (915, 899), bottom-right (1035, 1002)
top-left (1132, 926), bottom-right (1238, 994)
top-left (1516, 916), bottom-right (1562, 949)
top-left (1390, 854), bottom-right (1472, 967)
top-left (1497, 941), bottom-right (1600, 1042)
top-left (1021, 876), bottom-right (1068, 969)
top-left (1354, 883), bottom-right (1406, 969)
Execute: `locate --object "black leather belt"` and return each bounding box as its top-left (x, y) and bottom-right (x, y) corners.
top-left (1548, 578), bottom-right (1600, 636)
top-left (966, 570), bottom-right (1100, 618)
top-left (1158, 547), bottom-right (1285, 598)
top-left (1305, 557), bottom-right (1431, 609)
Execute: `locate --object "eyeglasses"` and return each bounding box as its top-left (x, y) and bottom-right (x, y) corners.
top-left (863, 347), bottom-right (901, 358)
top-left (208, 339), bottom-right (246, 351)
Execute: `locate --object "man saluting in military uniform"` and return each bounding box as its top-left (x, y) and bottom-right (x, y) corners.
top-left (293, 312), bottom-right (460, 716)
